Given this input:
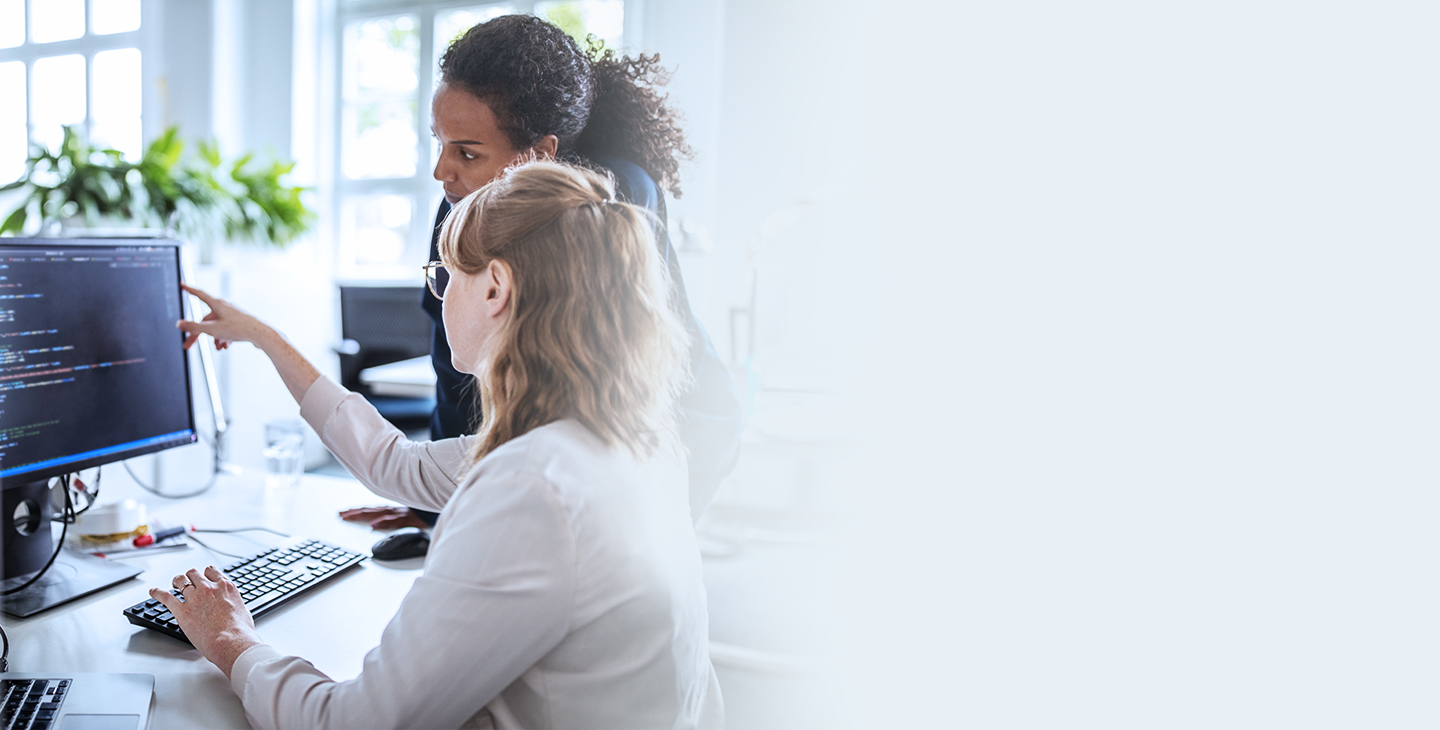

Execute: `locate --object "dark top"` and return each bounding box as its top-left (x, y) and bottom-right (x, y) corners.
top-left (421, 157), bottom-right (743, 518)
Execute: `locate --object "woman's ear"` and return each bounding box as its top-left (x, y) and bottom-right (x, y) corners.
top-left (486, 259), bottom-right (513, 317)
top-left (531, 135), bottom-right (559, 160)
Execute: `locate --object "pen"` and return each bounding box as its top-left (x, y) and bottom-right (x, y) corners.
top-left (134, 525), bottom-right (194, 547)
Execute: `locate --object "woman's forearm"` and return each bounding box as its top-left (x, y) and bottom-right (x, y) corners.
top-left (254, 327), bottom-right (323, 405)
top-left (177, 284), bottom-right (323, 405)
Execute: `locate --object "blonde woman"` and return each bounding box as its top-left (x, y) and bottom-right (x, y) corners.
top-left (153, 161), bottom-right (722, 729)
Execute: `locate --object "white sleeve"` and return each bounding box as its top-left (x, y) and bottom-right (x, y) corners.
top-left (298, 376), bottom-right (474, 512)
top-left (229, 457), bottom-right (577, 730)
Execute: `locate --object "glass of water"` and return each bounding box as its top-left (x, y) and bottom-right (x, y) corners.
top-left (263, 419), bottom-right (306, 488)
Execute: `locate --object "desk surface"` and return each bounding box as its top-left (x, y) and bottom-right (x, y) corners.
top-left (359, 356), bottom-right (436, 399)
top-left (14, 471), bottom-right (414, 730)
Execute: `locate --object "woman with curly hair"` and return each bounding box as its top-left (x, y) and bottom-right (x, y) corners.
top-left (161, 160), bottom-right (723, 728)
top-left (341, 14), bottom-right (742, 549)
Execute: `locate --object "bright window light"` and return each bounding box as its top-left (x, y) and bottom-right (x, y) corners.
top-left (92, 48), bottom-right (142, 160)
top-left (31, 54), bottom-right (86, 153)
top-left (0, 62), bottom-right (26, 183)
top-left (0, 0), bottom-right (24, 49)
top-left (341, 194), bottom-right (414, 267)
top-left (91, 0), bottom-right (142, 35)
top-left (30, 0), bottom-right (85, 44)
top-left (341, 15), bottom-right (419, 179)
top-left (535, 0), bottom-right (623, 51)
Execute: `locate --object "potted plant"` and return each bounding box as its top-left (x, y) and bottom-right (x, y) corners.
top-left (1, 126), bottom-right (315, 260)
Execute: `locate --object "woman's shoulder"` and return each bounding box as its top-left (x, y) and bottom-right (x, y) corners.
top-left (459, 422), bottom-right (618, 494)
top-left (478, 420), bottom-right (607, 468)
top-left (589, 155), bottom-right (659, 212)
top-left (462, 421), bottom-right (681, 506)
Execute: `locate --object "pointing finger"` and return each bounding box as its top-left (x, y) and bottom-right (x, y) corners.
top-left (179, 321), bottom-right (201, 350)
top-left (181, 283), bottom-right (219, 307)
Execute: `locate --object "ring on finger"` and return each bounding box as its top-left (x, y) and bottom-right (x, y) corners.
top-left (179, 582), bottom-right (195, 594)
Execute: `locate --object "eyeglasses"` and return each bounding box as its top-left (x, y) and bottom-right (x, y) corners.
top-left (423, 261), bottom-right (450, 300)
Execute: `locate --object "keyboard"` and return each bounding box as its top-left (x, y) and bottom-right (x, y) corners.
top-left (0, 678), bottom-right (68, 730)
top-left (123, 539), bottom-right (366, 643)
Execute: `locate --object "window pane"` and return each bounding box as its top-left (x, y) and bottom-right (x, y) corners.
top-left (0, 62), bottom-right (25, 184)
top-left (344, 15), bottom-right (418, 99)
top-left (30, 0), bottom-right (84, 44)
top-left (31, 55), bottom-right (85, 154)
top-left (340, 194), bottom-right (413, 268)
top-left (91, 48), bottom-right (141, 160)
top-left (91, 0), bottom-right (141, 35)
top-left (342, 15), bottom-right (419, 180)
top-left (536, 0), bottom-right (624, 51)
top-left (342, 100), bottom-right (417, 179)
top-left (434, 5), bottom-right (516, 73)
top-left (0, 0), bottom-right (24, 49)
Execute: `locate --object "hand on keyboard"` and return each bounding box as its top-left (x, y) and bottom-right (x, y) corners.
top-left (149, 565), bottom-right (264, 679)
top-left (124, 539), bottom-right (366, 658)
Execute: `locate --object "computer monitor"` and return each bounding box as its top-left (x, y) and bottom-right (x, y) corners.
top-left (0, 237), bottom-right (197, 616)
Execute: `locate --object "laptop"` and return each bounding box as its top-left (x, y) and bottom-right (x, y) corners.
top-left (0, 674), bottom-right (153, 730)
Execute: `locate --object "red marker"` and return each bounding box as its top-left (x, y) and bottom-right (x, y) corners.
top-left (134, 525), bottom-right (194, 547)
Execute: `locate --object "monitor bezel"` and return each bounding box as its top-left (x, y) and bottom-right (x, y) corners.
top-left (0, 237), bottom-right (199, 489)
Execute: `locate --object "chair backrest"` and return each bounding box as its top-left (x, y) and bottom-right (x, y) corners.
top-left (338, 286), bottom-right (431, 391)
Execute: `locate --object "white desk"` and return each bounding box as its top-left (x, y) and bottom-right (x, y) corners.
top-left (359, 356), bottom-right (436, 399)
top-left (12, 472), bottom-right (414, 729)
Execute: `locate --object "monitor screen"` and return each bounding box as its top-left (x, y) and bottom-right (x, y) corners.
top-left (0, 239), bottom-right (197, 487)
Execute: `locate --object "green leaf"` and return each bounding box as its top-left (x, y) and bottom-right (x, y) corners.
top-left (0, 207), bottom-right (25, 235)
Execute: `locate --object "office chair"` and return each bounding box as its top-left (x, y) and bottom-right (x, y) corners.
top-left (336, 285), bottom-right (435, 430)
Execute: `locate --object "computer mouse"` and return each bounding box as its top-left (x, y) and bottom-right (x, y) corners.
top-left (370, 529), bottom-right (430, 561)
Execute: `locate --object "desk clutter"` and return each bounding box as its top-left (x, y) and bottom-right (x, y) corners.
top-left (123, 539), bottom-right (366, 643)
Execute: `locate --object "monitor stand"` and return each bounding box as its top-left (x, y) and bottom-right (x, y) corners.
top-left (0, 480), bottom-right (142, 618)
top-left (0, 551), bottom-right (142, 618)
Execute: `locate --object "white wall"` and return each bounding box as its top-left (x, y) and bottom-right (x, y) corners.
top-left (644, 0), bottom-right (861, 392)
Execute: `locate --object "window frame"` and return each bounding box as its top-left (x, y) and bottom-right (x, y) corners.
top-left (0, 0), bottom-right (156, 169)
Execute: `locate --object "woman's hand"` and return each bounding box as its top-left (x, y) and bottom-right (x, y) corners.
top-left (339, 506), bottom-right (433, 531)
top-left (151, 566), bottom-right (264, 679)
top-left (178, 284), bottom-right (272, 351)
top-left (178, 284), bottom-right (322, 403)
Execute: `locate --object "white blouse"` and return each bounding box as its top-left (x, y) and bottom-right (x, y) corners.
top-left (228, 376), bottom-right (724, 729)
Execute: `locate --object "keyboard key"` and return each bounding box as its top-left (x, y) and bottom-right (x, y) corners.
top-left (125, 539), bottom-right (363, 640)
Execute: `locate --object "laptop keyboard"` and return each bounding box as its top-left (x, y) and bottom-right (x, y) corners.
top-left (1, 678), bottom-right (68, 730)
top-left (122, 539), bottom-right (366, 643)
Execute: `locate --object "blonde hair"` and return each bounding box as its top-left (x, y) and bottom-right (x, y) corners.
top-left (438, 160), bottom-right (690, 462)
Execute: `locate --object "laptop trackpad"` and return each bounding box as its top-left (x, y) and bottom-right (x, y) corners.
top-left (60, 715), bottom-right (140, 730)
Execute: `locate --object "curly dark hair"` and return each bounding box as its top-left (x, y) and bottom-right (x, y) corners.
top-left (438, 14), bottom-right (693, 197)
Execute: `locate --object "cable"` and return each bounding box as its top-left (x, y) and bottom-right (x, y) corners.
top-left (52, 467), bottom-right (101, 524)
top-left (0, 620), bottom-right (8, 672)
top-left (73, 466), bottom-right (101, 518)
top-left (124, 459), bottom-right (220, 499)
top-left (3, 475), bottom-right (73, 597)
top-left (126, 333), bottom-right (230, 499)
top-left (185, 527), bottom-right (291, 558)
top-left (194, 527), bottom-right (291, 537)
top-left (183, 533), bottom-right (247, 559)
top-left (125, 421), bottom-right (225, 499)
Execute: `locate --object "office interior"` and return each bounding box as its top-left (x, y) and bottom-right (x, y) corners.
top-left (0, 0), bottom-right (867, 727)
